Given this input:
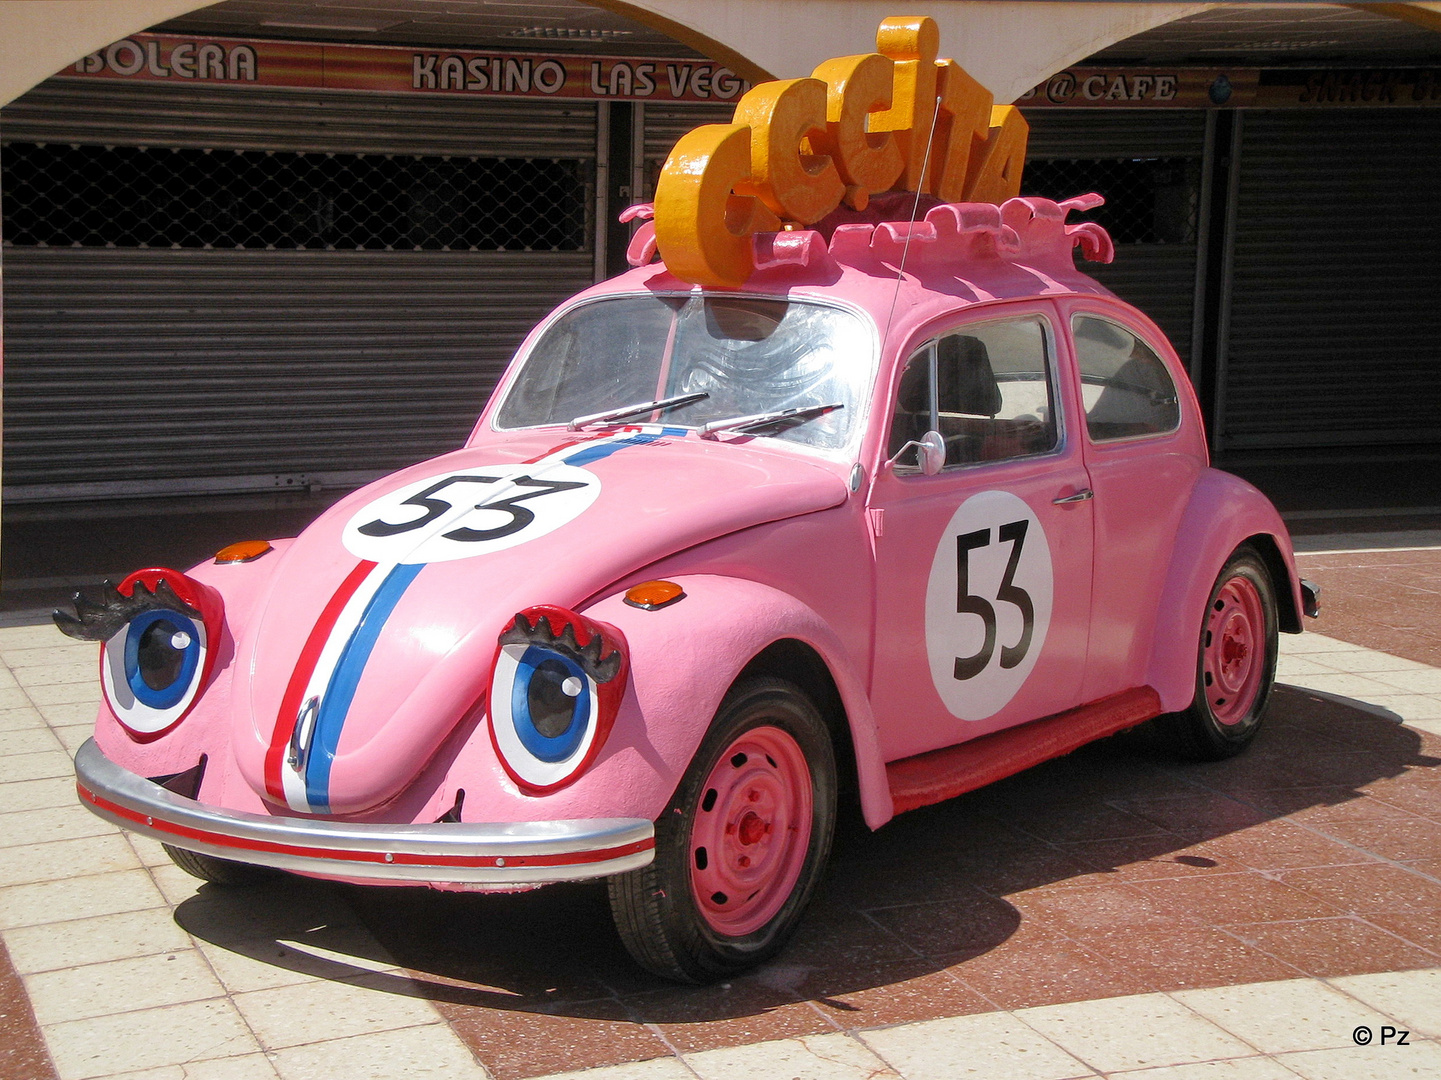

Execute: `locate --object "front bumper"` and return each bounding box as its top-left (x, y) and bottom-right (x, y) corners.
top-left (74, 739), bottom-right (654, 885)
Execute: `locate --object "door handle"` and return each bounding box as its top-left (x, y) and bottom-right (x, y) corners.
top-left (1052, 488), bottom-right (1094, 505)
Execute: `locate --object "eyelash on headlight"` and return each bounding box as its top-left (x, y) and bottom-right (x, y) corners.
top-left (498, 609), bottom-right (623, 684)
top-left (54, 578), bottom-right (201, 642)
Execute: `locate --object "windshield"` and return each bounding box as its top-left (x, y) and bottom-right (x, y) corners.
top-left (495, 294), bottom-right (874, 450)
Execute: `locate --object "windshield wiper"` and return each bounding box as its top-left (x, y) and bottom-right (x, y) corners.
top-left (568, 391), bottom-right (709, 431)
top-left (699, 402), bottom-right (844, 439)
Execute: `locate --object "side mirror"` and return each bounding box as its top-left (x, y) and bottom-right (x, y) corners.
top-left (916, 430), bottom-right (945, 475)
top-left (887, 430), bottom-right (946, 475)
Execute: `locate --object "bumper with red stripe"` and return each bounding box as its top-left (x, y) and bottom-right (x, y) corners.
top-left (75, 739), bottom-right (654, 886)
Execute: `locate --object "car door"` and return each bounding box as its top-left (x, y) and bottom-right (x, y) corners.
top-left (1060, 303), bottom-right (1205, 702)
top-left (867, 303), bottom-right (1095, 762)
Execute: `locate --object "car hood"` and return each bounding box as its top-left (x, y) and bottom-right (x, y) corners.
top-left (230, 427), bottom-right (849, 815)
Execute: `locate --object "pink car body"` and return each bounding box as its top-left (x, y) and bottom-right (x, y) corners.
top-left (70, 194), bottom-right (1310, 978)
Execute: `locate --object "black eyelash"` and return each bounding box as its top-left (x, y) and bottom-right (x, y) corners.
top-left (53, 578), bottom-right (200, 643)
top-left (499, 611), bottom-right (622, 684)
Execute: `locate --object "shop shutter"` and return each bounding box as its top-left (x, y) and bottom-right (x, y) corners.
top-left (1022, 110), bottom-right (1207, 366)
top-left (639, 101), bottom-right (736, 199)
top-left (1219, 109), bottom-right (1441, 450)
top-left (1, 80), bottom-right (597, 502)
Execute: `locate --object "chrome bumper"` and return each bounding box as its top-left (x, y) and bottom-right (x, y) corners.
top-left (74, 739), bottom-right (654, 885)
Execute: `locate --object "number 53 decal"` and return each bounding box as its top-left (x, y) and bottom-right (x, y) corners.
top-left (925, 490), bottom-right (1054, 721)
top-left (343, 464), bottom-right (602, 564)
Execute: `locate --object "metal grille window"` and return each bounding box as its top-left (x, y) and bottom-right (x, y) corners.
top-left (1022, 157), bottom-right (1199, 244)
top-left (2, 142), bottom-right (588, 251)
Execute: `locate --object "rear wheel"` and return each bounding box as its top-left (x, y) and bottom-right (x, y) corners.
top-left (607, 677), bottom-right (836, 983)
top-left (163, 844), bottom-right (279, 886)
top-left (1153, 546), bottom-right (1278, 760)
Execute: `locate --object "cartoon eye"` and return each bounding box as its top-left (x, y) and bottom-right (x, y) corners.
top-left (489, 605), bottom-right (628, 795)
top-left (55, 569), bottom-right (224, 739)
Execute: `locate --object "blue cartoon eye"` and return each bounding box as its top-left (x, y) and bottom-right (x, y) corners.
top-left (488, 605), bottom-right (629, 795)
top-left (124, 609), bottom-right (203, 710)
top-left (512, 647), bottom-right (594, 762)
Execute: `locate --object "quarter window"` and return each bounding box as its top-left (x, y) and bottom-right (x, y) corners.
top-left (1072, 316), bottom-right (1181, 441)
top-left (889, 316), bottom-right (1058, 468)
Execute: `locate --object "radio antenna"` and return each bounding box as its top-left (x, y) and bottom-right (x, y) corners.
top-left (880, 94), bottom-right (944, 350)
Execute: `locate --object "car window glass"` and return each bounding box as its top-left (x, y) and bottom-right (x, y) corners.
top-left (1072, 316), bottom-right (1181, 441)
top-left (890, 316), bottom-right (1057, 470)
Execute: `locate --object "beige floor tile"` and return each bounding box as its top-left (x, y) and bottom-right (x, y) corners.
top-left (1174, 978), bottom-right (1394, 1054)
top-left (0, 748), bottom-right (75, 783)
top-left (1280, 672), bottom-right (1414, 701)
top-left (24, 681), bottom-right (102, 707)
top-left (99, 1068), bottom-right (185, 1080)
top-left (232, 974), bottom-right (442, 1050)
top-left (688, 1032), bottom-right (898, 1080)
top-left (1328, 968), bottom-right (1441, 1039)
top-left (26, 949), bottom-right (226, 1024)
top-left (1275, 656), bottom-right (1341, 678)
top-left (151, 859), bottom-right (211, 906)
top-left (0, 803), bottom-right (118, 847)
top-left (1015, 993), bottom-right (1253, 1074)
top-left (268, 1023), bottom-right (488, 1080)
top-left (0, 774), bottom-right (76, 814)
top-left (533, 1060), bottom-right (691, 1080)
top-left (42, 998), bottom-right (258, 1080)
top-left (1362, 695), bottom-right (1441, 722)
top-left (860, 1012), bottom-right (1094, 1080)
top-left (0, 686), bottom-right (38, 710)
top-left (1371, 669), bottom-right (1441, 694)
top-left (13, 661), bottom-right (105, 688)
top-left (130, 833), bottom-right (177, 868)
top-left (38, 702), bottom-right (103, 728)
top-left (181, 1055), bottom-right (284, 1080)
top-left (0, 667), bottom-right (19, 690)
top-left (1273, 1039), bottom-right (1441, 1079)
top-left (0, 704), bottom-right (47, 732)
top-left (53, 724), bottom-right (99, 754)
top-left (0, 726), bottom-right (62, 756)
top-left (1321, 652), bottom-right (1428, 673)
top-left (5, 906), bottom-right (192, 973)
top-left (194, 918), bottom-right (402, 995)
top-left (0, 831), bottom-right (139, 887)
top-left (1407, 717), bottom-right (1441, 737)
top-left (0, 867), bottom-right (166, 929)
top-left (1279, 634), bottom-right (1360, 655)
top-left (1111, 1058), bottom-right (1307, 1079)
top-left (0, 633), bottom-right (98, 660)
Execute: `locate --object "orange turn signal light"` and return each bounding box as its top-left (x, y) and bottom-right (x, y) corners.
top-left (214, 540), bottom-right (273, 564)
top-left (623, 580), bottom-right (686, 611)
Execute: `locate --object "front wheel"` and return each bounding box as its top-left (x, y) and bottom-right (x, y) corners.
top-left (1152, 546), bottom-right (1278, 761)
top-left (607, 677), bottom-right (837, 983)
top-left (163, 844), bottom-right (279, 886)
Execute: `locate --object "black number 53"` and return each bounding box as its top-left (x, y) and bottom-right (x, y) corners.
top-left (953, 519), bottom-right (1035, 680)
top-left (358, 473), bottom-right (587, 543)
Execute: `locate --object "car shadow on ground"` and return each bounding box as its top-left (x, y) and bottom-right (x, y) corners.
top-left (174, 683), bottom-right (1439, 1030)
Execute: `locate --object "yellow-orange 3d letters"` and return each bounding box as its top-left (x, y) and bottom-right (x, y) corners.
top-left (653, 16), bottom-right (1030, 287)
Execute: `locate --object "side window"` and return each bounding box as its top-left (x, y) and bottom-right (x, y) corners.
top-left (1072, 316), bottom-right (1181, 441)
top-left (889, 316), bottom-right (1058, 469)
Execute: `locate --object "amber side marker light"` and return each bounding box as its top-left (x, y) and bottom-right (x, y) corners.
top-left (623, 580), bottom-right (686, 611)
top-left (215, 540), bottom-right (273, 564)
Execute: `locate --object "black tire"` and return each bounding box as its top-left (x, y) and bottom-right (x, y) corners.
top-left (163, 843), bottom-right (280, 886)
top-left (607, 677), bottom-right (837, 983)
top-left (1151, 546), bottom-right (1278, 761)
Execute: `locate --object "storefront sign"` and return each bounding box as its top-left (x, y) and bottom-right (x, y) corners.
top-left (1020, 66), bottom-right (1441, 108)
top-left (63, 33), bottom-right (747, 103)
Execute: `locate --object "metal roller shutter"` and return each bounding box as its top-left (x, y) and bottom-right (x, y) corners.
top-left (640, 101), bottom-right (735, 198)
top-left (2, 79), bottom-right (598, 158)
top-left (1022, 110), bottom-right (1207, 366)
top-left (2, 81), bottom-right (597, 502)
top-left (1220, 110), bottom-right (1441, 450)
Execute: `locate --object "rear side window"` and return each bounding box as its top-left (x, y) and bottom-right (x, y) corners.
top-left (889, 315), bottom-right (1058, 468)
top-left (1072, 316), bottom-right (1181, 441)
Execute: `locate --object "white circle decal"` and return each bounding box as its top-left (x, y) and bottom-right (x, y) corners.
top-left (925, 490), bottom-right (1053, 721)
top-left (342, 463), bottom-right (601, 564)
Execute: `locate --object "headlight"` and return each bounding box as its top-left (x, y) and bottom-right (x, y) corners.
top-left (489, 604), bottom-right (628, 795)
top-left (55, 568), bottom-right (223, 739)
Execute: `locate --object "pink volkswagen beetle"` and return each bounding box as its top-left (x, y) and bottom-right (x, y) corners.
top-left (63, 192), bottom-right (1316, 984)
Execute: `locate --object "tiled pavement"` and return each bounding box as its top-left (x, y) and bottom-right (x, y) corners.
top-left (0, 540), bottom-right (1439, 1079)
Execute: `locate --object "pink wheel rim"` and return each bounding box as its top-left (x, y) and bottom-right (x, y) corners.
top-left (688, 725), bottom-right (813, 937)
top-left (1203, 576), bottom-right (1265, 726)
